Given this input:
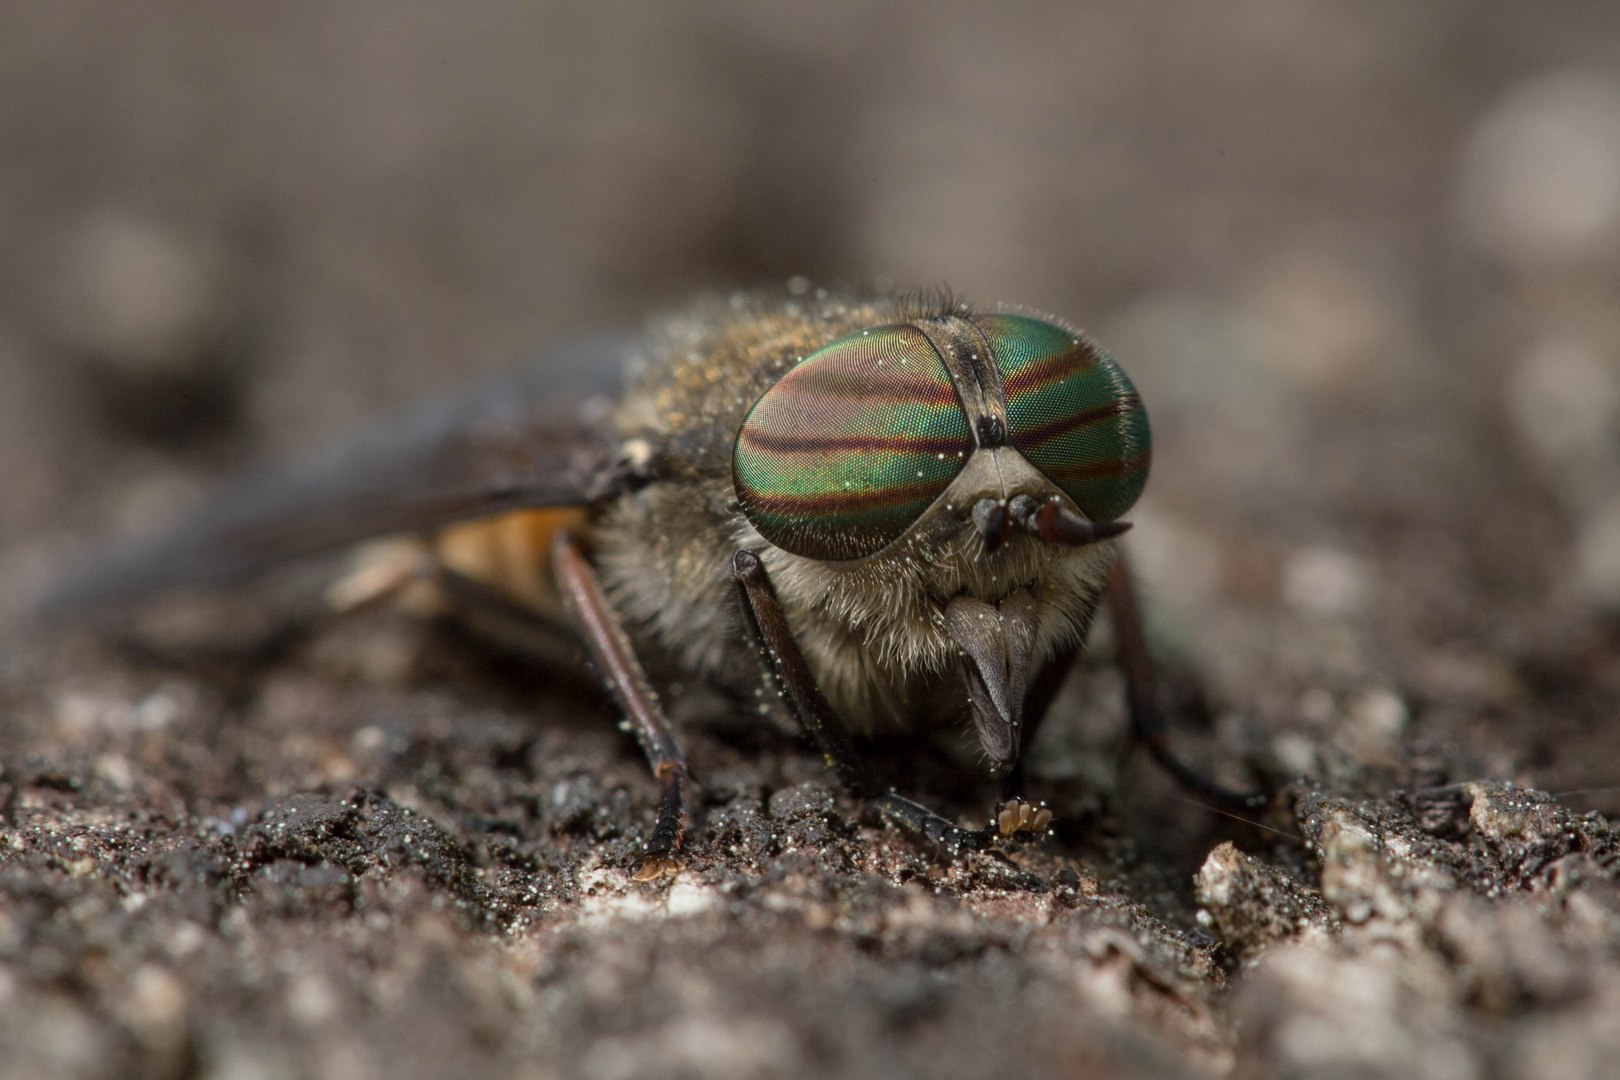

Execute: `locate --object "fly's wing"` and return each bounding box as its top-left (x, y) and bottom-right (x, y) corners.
top-left (43, 334), bottom-right (636, 612)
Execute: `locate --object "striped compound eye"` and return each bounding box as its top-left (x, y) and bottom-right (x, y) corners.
top-left (733, 325), bottom-right (973, 561)
top-left (977, 313), bottom-right (1151, 524)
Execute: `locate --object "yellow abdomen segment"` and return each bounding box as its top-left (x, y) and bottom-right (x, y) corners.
top-left (326, 507), bottom-right (589, 620)
top-left (434, 507), bottom-right (590, 616)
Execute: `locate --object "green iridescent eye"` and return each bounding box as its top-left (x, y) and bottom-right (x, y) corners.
top-left (734, 324), bottom-right (973, 561)
top-left (978, 313), bottom-right (1151, 523)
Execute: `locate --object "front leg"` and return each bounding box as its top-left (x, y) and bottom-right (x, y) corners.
top-left (730, 549), bottom-right (875, 797)
top-left (731, 550), bottom-right (1043, 854)
top-left (1105, 550), bottom-right (1268, 811)
top-left (552, 532), bottom-right (690, 880)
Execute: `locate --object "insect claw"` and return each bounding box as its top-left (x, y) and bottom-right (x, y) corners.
top-left (998, 807), bottom-right (1020, 836)
top-left (632, 852), bottom-right (681, 881)
top-left (993, 798), bottom-right (1054, 838)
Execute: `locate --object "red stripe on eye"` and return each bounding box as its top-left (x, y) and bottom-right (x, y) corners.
top-left (1036, 451), bottom-right (1151, 483)
top-left (1000, 344), bottom-right (1099, 397)
top-left (1009, 394), bottom-right (1142, 447)
top-left (738, 429), bottom-right (971, 456)
top-left (778, 369), bottom-right (960, 410)
top-left (738, 481), bottom-right (948, 516)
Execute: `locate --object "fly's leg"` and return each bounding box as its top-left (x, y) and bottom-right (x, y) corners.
top-left (869, 794), bottom-right (1001, 854)
top-left (552, 532), bottom-right (689, 880)
top-left (1106, 550), bottom-right (1269, 812)
top-left (732, 550), bottom-right (1029, 854)
top-left (730, 550), bottom-right (875, 797)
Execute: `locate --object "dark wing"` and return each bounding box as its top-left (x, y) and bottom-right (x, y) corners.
top-left (43, 334), bottom-right (635, 612)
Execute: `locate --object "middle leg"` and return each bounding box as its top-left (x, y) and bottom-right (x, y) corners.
top-left (1105, 550), bottom-right (1268, 811)
top-left (552, 531), bottom-right (691, 880)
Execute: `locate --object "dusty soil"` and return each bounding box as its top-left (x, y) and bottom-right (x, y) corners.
top-left (6, 569), bottom-right (1620, 1080)
top-left (6, 3), bottom-right (1620, 1079)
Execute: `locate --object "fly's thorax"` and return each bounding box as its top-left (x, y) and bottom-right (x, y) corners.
top-left (591, 475), bottom-right (743, 681)
top-left (613, 292), bottom-right (901, 477)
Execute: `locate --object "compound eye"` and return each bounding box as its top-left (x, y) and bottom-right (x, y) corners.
top-left (978, 313), bottom-right (1151, 523)
top-left (734, 324), bottom-right (972, 561)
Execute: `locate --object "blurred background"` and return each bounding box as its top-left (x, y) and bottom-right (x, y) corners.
top-left (5, 1), bottom-right (1620, 798)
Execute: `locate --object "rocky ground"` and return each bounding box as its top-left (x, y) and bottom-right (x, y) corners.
top-left (4, 564), bottom-right (1620, 1080)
